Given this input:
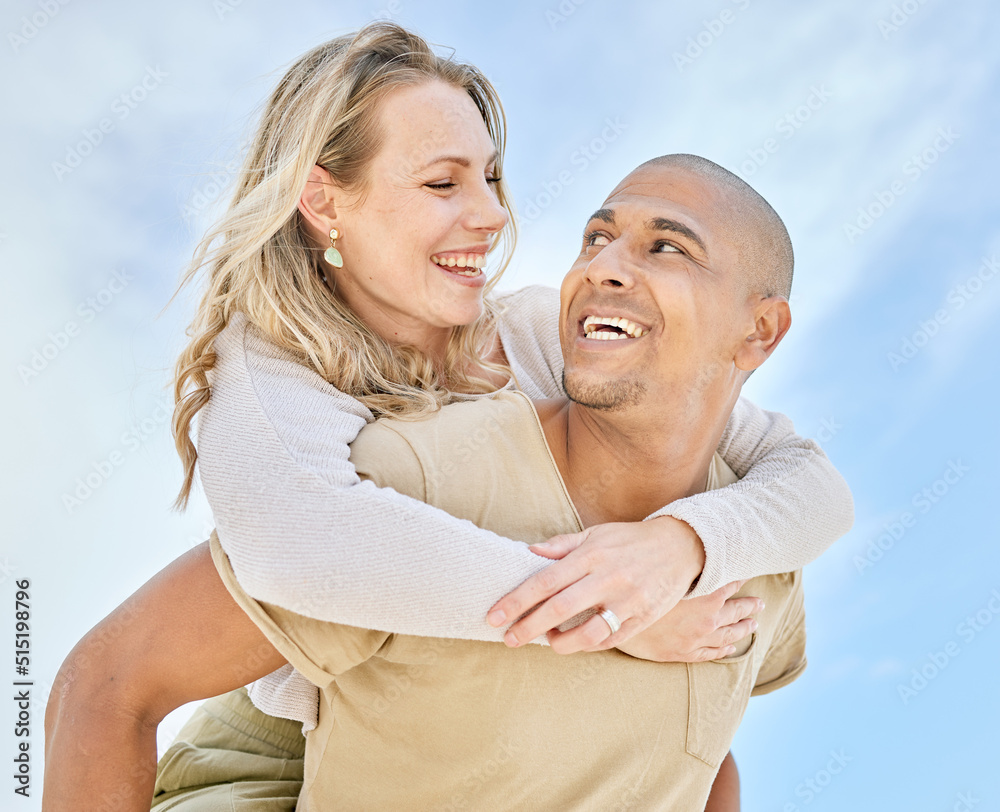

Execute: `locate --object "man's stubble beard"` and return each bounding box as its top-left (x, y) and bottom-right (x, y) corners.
top-left (562, 369), bottom-right (648, 412)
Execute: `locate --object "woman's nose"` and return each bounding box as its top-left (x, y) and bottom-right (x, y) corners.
top-left (468, 182), bottom-right (509, 234)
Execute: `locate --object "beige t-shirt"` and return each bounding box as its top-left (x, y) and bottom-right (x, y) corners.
top-left (212, 390), bottom-right (806, 811)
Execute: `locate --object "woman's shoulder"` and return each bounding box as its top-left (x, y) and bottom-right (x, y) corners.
top-left (494, 285), bottom-right (559, 319)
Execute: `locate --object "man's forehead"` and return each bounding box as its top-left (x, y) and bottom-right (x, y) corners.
top-left (604, 165), bottom-right (720, 209)
top-left (595, 166), bottom-right (729, 234)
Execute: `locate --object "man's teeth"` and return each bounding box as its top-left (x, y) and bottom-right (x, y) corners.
top-left (583, 315), bottom-right (645, 339)
top-left (431, 254), bottom-right (486, 276)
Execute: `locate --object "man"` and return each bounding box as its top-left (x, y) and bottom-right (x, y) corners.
top-left (44, 155), bottom-right (807, 810)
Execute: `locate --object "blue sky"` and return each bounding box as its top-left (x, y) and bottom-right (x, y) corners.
top-left (3, 1), bottom-right (998, 809)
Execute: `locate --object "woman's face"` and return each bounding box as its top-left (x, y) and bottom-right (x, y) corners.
top-left (327, 80), bottom-right (509, 354)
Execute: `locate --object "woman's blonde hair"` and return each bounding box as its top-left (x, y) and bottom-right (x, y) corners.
top-left (171, 22), bottom-right (517, 508)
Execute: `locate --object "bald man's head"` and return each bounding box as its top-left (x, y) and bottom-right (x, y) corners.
top-left (633, 154), bottom-right (794, 299)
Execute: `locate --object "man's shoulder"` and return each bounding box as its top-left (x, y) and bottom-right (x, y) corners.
top-left (350, 391), bottom-right (579, 543)
top-left (352, 390), bottom-right (538, 461)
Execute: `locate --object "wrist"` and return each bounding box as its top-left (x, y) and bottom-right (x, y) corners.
top-left (651, 515), bottom-right (705, 593)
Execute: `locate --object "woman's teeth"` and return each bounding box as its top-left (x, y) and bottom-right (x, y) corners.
top-left (431, 254), bottom-right (486, 276)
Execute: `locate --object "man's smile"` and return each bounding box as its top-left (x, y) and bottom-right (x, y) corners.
top-left (581, 314), bottom-right (647, 340)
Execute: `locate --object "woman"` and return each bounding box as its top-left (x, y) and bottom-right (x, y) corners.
top-left (44, 22), bottom-right (849, 810)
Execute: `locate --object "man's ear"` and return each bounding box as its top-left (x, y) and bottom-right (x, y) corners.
top-left (734, 296), bottom-right (791, 373)
top-left (297, 165), bottom-right (341, 238)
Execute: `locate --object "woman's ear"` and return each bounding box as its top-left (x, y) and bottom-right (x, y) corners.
top-left (734, 296), bottom-right (792, 373)
top-left (297, 165), bottom-right (340, 237)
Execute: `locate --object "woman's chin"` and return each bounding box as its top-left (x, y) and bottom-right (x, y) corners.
top-left (440, 297), bottom-right (486, 329)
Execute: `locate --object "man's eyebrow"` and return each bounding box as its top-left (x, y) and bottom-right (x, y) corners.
top-left (416, 151), bottom-right (499, 172)
top-left (647, 217), bottom-right (707, 254)
top-left (586, 208), bottom-right (616, 226)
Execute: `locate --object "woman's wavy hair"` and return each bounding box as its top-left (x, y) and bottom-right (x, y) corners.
top-left (171, 22), bottom-right (517, 508)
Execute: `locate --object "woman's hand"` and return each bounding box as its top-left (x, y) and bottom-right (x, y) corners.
top-left (613, 580), bottom-right (762, 662)
top-left (488, 516), bottom-right (714, 653)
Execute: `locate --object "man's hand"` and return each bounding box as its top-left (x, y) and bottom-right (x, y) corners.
top-left (487, 516), bottom-right (707, 654)
top-left (615, 580), bottom-right (762, 662)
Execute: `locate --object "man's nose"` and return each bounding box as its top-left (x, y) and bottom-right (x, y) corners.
top-left (582, 242), bottom-right (636, 290)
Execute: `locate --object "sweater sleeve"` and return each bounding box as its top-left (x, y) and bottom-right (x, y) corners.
top-left (650, 399), bottom-right (854, 597)
top-left (496, 286), bottom-right (855, 597)
top-left (197, 313), bottom-right (549, 642)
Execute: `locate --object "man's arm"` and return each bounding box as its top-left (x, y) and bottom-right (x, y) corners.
top-left (43, 542), bottom-right (286, 812)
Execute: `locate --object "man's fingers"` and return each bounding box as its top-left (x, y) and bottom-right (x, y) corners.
top-left (719, 595), bottom-right (764, 627)
top-left (688, 645), bottom-right (739, 663)
top-left (705, 617), bottom-right (758, 651)
top-left (715, 579), bottom-right (749, 601)
top-left (487, 556), bottom-right (587, 628)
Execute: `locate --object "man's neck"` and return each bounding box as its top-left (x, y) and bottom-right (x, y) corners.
top-left (535, 396), bottom-right (731, 528)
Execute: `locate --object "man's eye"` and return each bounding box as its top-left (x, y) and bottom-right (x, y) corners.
top-left (584, 231), bottom-right (611, 247)
top-left (654, 241), bottom-right (681, 253)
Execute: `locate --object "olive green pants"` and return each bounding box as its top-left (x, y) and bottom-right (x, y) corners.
top-left (151, 688), bottom-right (305, 811)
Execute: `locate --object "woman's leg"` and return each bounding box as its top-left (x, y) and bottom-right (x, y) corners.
top-left (151, 688), bottom-right (304, 812)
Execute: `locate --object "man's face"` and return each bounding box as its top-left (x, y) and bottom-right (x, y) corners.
top-left (559, 164), bottom-right (755, 412)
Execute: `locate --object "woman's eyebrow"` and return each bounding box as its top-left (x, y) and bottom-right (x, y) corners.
top-left (646, 217), bottom-right (707, 254)
top-left (417, 150), bottom-right (499, 172)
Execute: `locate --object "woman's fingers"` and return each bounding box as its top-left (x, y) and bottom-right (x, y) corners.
top-left (487, 533), bottom-right (594, 628)
top-left (547, 613), bottom-right (635, 654)
top-left (527, 531), bottom-right (588, 559)
top-left (500, 577), bottom-right (619, 647)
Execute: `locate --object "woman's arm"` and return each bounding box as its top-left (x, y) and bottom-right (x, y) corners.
top-left (43, 543), bottom-right (285, 812)
top-left (197, 313), bottom-right (553, 640)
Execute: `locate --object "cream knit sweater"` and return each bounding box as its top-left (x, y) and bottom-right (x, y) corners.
top-left (197, 285), bottom-right (853, 726)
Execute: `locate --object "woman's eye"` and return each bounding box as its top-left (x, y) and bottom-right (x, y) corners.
top-left (584, 232), bottom-right (611, 247)
top-left (425, 182), bottom-right (456, 190)
top-left (486, 176), bottom-right (502, 185)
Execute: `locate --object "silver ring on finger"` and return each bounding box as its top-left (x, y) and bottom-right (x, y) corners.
top-left (597, 607), bottom-right (622, 636)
